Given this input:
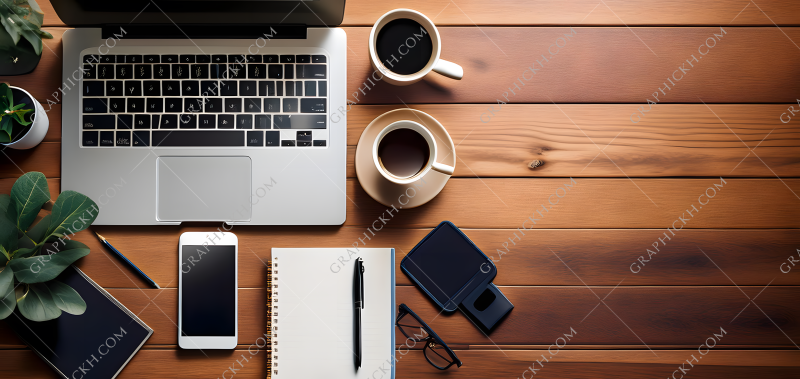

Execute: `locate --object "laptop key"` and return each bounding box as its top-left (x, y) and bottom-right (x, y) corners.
top-left (83, 65), bottom-right (97, 79)
top-left (83, 115), bottom-right (114, 129)
top-left (304, 81), bottom-right (316, 97)
top-left (246, 55), bottom-right (262, 63)
top-left (199, 114), bottom-right (215, 129)
top-left (197, 55), bottom-right (211, 63)
top-left (312, 55), bottom-right (326, 63)
top-left (301, 98), bottom-right (326, 113)
top-left (82, 131), bottom-right (98, 146)
top-left (237, 115), bottom-right (253, 129)
top-left (296, 55), bottom-right (310, 63)
top-left (184, 98), bottom-right (203, 113)
top-left (218, 114), bottom-right (234, 128)
top-left (228, 64), bottom-right (246, 79)
top-left (298, 141), bottom-right (312, 146)
top-left (248, 64), bottom-right (266, 79)
top-left (265, 131), bottom-right (279, 146)
top-left (144, 55), bottom-right (160, 63)
top-left (240, 81), bottom-right (257, 96)
top-left (126, 55), bottom-right (142, 64)
top-left (318, 81), bottom-right (327, 96)
top-left (83, 55), bottom-right (99, 63)
top-left (154, 64), bottom-right (170, 79)
top-left (133, 131), bottom-right (150, 146)
top-left (280, 55), bottom-right (295, 63)
top-left (220, 81), bottom-right (238, 96)
top-left (182, 80), bottom-right (199, 96)
top-left (99, 55), bottom-right (115, 64)
top-left (247, 131), bottom-right (263, 146)
top-left (285, 81), bottom-right (294, 96)
top-left (152, 131), bottom-right (245, 146)
top-left (264, 98), bottom-right (280, 112)
top-left (125, 81), bottom-right (142, 96)
top-left (255, 115), bottom-right (271, 129)
top-left (283, 98), bottom-right (298, 113)
top-left (147, 98), bottom-right (164, 113)
top-left (212, 55), bottom-right (227, 63)
top-left (117, 115), bottom-right (133, 129)
top-left (313, 140), bottom-right (327, 146)
top-left (297, 131), bottom-right (312, 141)
top-left (109, 98), bottom-right (125, 113)
top-left (225, 98), bottom-right (242, 112)
top-left (284, 64), bottom-right (294, 79)
top-left (296, 64), bottom-right (326, 79)
top-left (127, 98), bottom-right (144, 113)
top-left (264, 55), bottom-right (279, 63)
top-left (180, 55), bottom-right (196, 63)
top-left (134, 65), bottom-right (151, 79)
top-left (201, 80), bottom-right (220, 96)
top-left (98, 64), bottom-right (114, 79)
top-left (165, 98), bottom-right (182, 112)
top-left (228, 54), bottom-right (247, 64)
top-left (191, 64), bottom-right (208, 79)
top-left (160, 114), bottom-right (178, 129)
top-left (162, 55), bottom-right (179, 63)
top-left (172, 64), bottom-right (189, 79)
top-left (116, 65), bottom-right (133, 79)
top-left (244, 98), bottom-right (261, 113)
top-left (134, 114), bottom-right (151, 129)
top-left (273, 114), bottom-right (326, 129)
top-left (100, 131), bottom-right (114, 146)
top-left (259, 81), bottom-right (275, 96)
top-left (179, 114), bottom-right (197, 129)
top-left (295, 81), bottom-right (303, 96)
top-left (281, 140), bottom-right (295, 146)
top-left (267, 64), bottom-right (282, 79)
top-left (116, 131), bottom-right (131, 146)
top-left (162, 81), bottom-right (180, 96)
top-left (143, 81), bottom-right (161, 96)
top-left (205, 98), bottom-right (223, 113)
top-left (83, 82), bottom-right (104, 96)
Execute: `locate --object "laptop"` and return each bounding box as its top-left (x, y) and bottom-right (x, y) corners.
top-left (55, 0), bottom-right (347, 225)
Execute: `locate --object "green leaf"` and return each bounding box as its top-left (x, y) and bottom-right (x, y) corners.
top-left (25, 214), bottom-right (51, 245)
top-left (0, 194), bottom-right (14, 220)
top-left (44, 280), bottom-right (85, 315)
top-left (0, 246), bottom-right (9, 266)
top-left (47, 190), bottom-right (98, 237)
top-left (9, 240), bottom-right (89, 283)
top-left (17, 283), bottom-right (61, 321)
top-left (0, 211), bottom-right (17, 255)
top-left (2, 83), bottom-right (12, 108)
top-left (0, 16), bottom-right (21, 45)
top-left (39, 29), bottom-right (52, 39)
top-left (12, 247), bottom-right (36, 259)
top-left (10, 172), bottom-right (50, 233)
top-left (0, 267), bottom-right (15, 319)
top-left (0, 133), bottom-right (11, 143)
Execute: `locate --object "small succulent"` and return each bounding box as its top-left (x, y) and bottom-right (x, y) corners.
top-left (0, 83), bottom-right (33, 143)
top-left (1, 172), bottom-right (99, 321)
top-left (0, 0), bottom-right (53, 56)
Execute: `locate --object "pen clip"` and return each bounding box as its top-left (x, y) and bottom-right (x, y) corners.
top-left (358, 258), bottom-right (364, 309)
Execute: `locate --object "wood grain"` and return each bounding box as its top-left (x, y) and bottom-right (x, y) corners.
top-left (4, 104), bottom-right (799, 179)
top-left (26, 228), bottom-right (798, 289)
top-left (1, 287), bottom-right (798, 348)
top-left (1, 349), bottom-right (799, 379)
top-left (6, 27), bottom-right (800, 103)
top-left (40, 0), bottom-right (800, 27)
top-left (2, 178), bottom-right (798, 229)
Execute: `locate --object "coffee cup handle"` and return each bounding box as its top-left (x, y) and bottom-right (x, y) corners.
top-left (432, 59), bottom-right (463, 80)
top-left (431, 161), bottom-right (455, 176)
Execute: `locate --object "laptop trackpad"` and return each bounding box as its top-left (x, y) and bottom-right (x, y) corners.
top-left (156, 156), bottom-right (251, 222)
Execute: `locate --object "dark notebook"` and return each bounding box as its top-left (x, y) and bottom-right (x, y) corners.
top-left (6, 266), bottom-right (153, 379)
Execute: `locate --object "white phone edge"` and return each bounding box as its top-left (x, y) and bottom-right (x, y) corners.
top-left (178, 231), bottom-right (239, 349)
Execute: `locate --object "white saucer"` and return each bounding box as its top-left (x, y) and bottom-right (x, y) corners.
top-left (355, 108), bottom-right (456, 208)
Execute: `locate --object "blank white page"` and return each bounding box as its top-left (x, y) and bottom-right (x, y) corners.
top-left (272, 248), bottom-right (395, 379)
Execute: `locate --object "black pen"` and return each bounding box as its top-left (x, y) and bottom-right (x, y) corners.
top-left (95, 232), bottom-right (161, 289)
top-left (353, 257), bottom-right (364, 370)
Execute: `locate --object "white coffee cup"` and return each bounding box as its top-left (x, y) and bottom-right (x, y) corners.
top-left (369, 9), bottom-right (464, 86)
top-left (373, 120), bottom-right (455, 185)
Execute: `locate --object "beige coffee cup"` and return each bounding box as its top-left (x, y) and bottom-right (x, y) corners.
top-left (369, 9), bottom-right (464, 86)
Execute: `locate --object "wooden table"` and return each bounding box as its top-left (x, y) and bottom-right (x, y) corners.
top-left (2, 0), bottom-right (800, 377)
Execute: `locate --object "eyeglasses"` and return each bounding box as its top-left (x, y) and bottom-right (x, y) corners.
top-left (395, 303), bottom-right (462, 370)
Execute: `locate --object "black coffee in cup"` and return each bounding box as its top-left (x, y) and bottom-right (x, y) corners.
top-left (378, 128), bottom-right (430, 178)
top-left (376, 18), bottom-right (433, 75)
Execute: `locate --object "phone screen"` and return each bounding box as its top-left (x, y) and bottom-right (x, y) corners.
top-left (181, 245), bottom-right (236, 336)
top-left (402, 223), bottom-right (491, 307)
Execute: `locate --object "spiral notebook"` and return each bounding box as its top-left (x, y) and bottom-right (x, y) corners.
top-left (267, 248), bottom-right (395, 379)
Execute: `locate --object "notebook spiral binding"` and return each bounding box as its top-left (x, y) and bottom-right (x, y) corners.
top-left (267, 258), bottom-right (278, 379)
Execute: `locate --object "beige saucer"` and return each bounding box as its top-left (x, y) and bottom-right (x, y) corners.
top-left (355, 109), bottom-right (456, 208)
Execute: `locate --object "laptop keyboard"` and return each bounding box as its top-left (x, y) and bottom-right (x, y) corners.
top-left (80, 53), bottom-right (328, 147)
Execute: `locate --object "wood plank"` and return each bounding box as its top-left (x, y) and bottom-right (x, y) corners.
top-left (1, 349), bottom-right (798, 379)
top-left (38, 228), bottom-right (799, 289)
top-left (1, 178), bottom-right (798, 229)
top-left (1, 287), bottom-right (798, 348)
top-left (38, 0), bottom-right (800, 27)
top-left (5, 104), bottom-right (798, 179)
top-left (7, 27), bottom-right (800, 103)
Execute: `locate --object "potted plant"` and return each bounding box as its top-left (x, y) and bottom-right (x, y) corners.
top-left (1, 82), bottom-right (48, 149)
top-left (0, 172), bottom-right (99, 321)
top-left (0, 0), bottom-right (53, 75)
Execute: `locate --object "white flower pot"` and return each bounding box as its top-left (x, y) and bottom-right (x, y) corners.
top-left (3, 86), bottom-right (49, 150)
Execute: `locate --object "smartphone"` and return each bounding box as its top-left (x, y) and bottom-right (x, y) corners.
top-left (400, 221), bottom-right (496, 312)
top-left (178, 232), bottom-right (238, 349)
